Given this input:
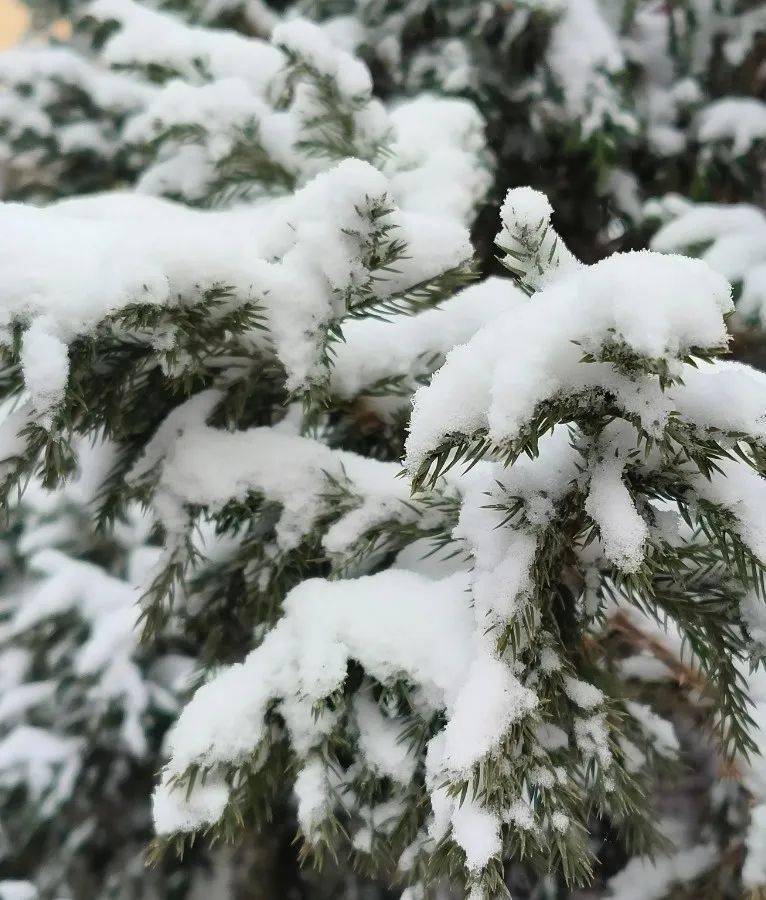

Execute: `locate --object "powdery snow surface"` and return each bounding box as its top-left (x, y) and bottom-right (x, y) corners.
top-left (649, 197), bottom-right (766, 324)
top-left (406, 247), bottom-right (732, 472)
top-left (87, 0), bottom-right (285, 92)
top-left (330, 277), bottom-right (526, 406)
top-left (697, 97), bottom-right (766, 156)
top-left (0, 158), bottom-right (470, 404)
top-left (129, 389), bottom-right (418, 553)
top-left (153, 569), bottom-right (537, 852)
top-left (603, 843), bottom-right (716, 900)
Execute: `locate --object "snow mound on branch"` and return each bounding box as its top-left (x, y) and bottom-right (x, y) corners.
top-left (649, 197), bottom-right (766, 325)
top-left (0, 45), bottom-right (154, 111)
top-left (0, 549), bottom-right (150, 756)
top-left (697, 97), bottom-right (766, 156)
top-left (0, 158), bottom-right (470, 406)
top-left (406, 250), bottom-right (732, 471)
top-left (86, 0), bottom-right (284, 93)
top-left (330, 277), bottom-right (525, 406)
top-left (131, 389), bottom-right (416, 552)
top-left (154, 570), bottom-right (536, 842)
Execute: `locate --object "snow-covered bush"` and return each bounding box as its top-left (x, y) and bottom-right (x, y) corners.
top-left (0, 440), bottom-right (209, 898)
top-left (0, 0), bottom-right (490, 221)
top-left (283, 0), bottom-right (765, 260)
top-left (1, 165), bottom-right (766, 896)
top-left (1, 1), bottom-right (766, 898)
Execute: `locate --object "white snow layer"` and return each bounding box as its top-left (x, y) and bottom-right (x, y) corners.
top-left (153, 567), bottom-right (536, 870)
top-left (0, 158), bottom-right (470, 403)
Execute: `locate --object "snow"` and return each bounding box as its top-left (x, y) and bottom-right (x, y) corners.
top-left (624, 701), bottom-right (679, 757)
top-left (440, 655), bottom-right (537, 774)
top-left (131, 390), bottom-right (415, 553)
top-left (649, 198), bottom-right (766, 325)
top-left (153, 774), bottom-right (230, 834)
top-left (692, 457), bottom-right (766, 564)
top-left (272, 18), bottom-right (371, 98)
top-left (406, 245), bottom-right (732, 474)
top-left (159, 571), bottom-right (474, 775)
top-left (154, 569), bottom-right (539, 844)
top-left (0, 726), bottom-right (82, 809)
top-left (584, 457), bottom-right (648, 573)
top-left (497, 187), bottom-right (580, 291)
top-left (604, 844), bottom-right (716, 900)
top-left (1, 550), bottom-right (151, 756)
top-left (294, 758), bottom-right (331, 835)
top-left (449, 799), bottom-right (501, 872)
top-left (0, 44), bottom-right (154, 111)
top-left (354, 695), bottom-right (416, 785)
top-left (385, 95), bottom-right (491, 224)
top-left (330, 277), bottom-right (526, 406)
top-left (116, 25), bottom-right (489, 225)
top-left (574, 714), bottom-right (612, 769)
top-left (744, 804), bottom-right (766, 888)
top-left (0, 158), bottom-right (470, 398)
top-left (697, 97), bottom-right (766, 156)
top-left (545, 0), bottom-right (632, 135)
top-left (19, 320), bottom-right (69, 423)
top-left (562, 677), bottom-right (604, 711)
top-left (0, 882), bottom-right (38, 900)
top-left (87, 0), bottom-right (285, 93)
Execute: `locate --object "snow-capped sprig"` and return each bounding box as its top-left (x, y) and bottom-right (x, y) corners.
top-left (648, 195), bottom-right (766, 328)
top-left (0, 159), bottom-right (472, 509)
top-left (147, 572), bottom-right (544, 893)
top-left (396, 192), bottom-right (766, 888)
top-left (495, 187), bottom-right (579, 295)
top-left (124, 390), bottom-right (461, 637)
top-left (121, 18), bottom-right (392, 207)
top-left (0, 45), bottom-right (154, 200)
